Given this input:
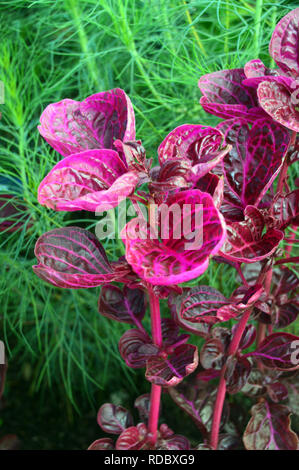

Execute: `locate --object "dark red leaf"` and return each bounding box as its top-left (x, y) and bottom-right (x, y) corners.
top-left (225, 355), bottom-right (252, 394)
top-left (97, 403), bottom-right (134, 434)
top-left (145, 344), bottom-right (198, 387)
top-left (168, 376), bottom-right (229, 438)
top-left (115, 423), bottom-right (148, 450)
top-left (33, 227), bottom-right (127, 288)
top-left (87, 438), bottom-right (114, 450)
top-left (119, 329), bottom-right (158, 369)
top-left (252, 332), bottom-right (299, 371)
top-left (243, 399), bottom-right (298, 450)
top-left (98, 285), bottom-right (145, 325)
top-left (221, 206), bottom-right (284, 263)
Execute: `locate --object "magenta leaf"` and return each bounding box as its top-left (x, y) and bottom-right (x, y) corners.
top-left (168, 376), bottom-right (229, 438)
top-left (257, 80), bottom-right (299, 132)
top-left (97, 403), bottom-right (133, 435)
top-left (198, 69), bottom-right (263, 121)
top-left (219, 117), bottom-right (290, 209)
top-left (145, 344), bottom-right (198, 387)
top-left (98, 285), bottom-right (145, 325)
top-left (87, 438), bottom-right (114, 450)
top-left (38, 149), bottom-right (139, 212)
top-left (169, 285), bottom-right (228, 325)
top-left (252, 332), bottom-right (299, 371)
top-left (32, 227), bottom-right (126, 288)
top-left (119, 329), bottom-right (158, 369)
top-left (38, 88), bottom-right (135, 157)
top-left (115, 423), bottom-right (148, 450)
top-left (158, 124), bottom-right (230, 181)
top-left (221, 206), bottom-right (284, 263)
top-left (269, 8), bottom-right (299, 78)
top-left (122, 190), bottom-right (226, 286)
top-left (225, 355), bottom-right (252, 394)
top-left (243, 399), bottom-right (298, 450)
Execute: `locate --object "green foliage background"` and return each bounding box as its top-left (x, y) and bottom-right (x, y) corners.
top-left (0, 0), bottom-right (298, 449)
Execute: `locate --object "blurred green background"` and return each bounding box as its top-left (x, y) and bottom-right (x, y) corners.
top-left (0, 0), bottom-right (298, 449)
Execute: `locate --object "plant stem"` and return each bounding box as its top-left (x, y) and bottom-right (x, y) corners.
top-left (147, 286), bottom-right (162, 445)
top-left (210, 308), bottom-right (252, 449)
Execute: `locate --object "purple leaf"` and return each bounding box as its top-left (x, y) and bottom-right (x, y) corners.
top-left (273, 300), bottom-right (299, 329)
top-left (269, 8), bottom-right (299, 78)
top-left (198, 69), bottom-right (263, 121)
top-left (145, 344), bottom-right (198, 387)
top-left (88, 438), bottom-right (114, 450)
top-left (273, 267), bottom-right (299, 296)
top-left (221, 206), bottom-right (284, 263)
top-left (38, 88), bottom-right (135, 157)
top-left (194, 173), bottom-right (224, 209)
top-left (0, 435), bottom-right (19, 450)
top-left (219, 117), bottom-right (290, 208)
top-left (243, 399), bottom-right (298, 450)
top-left (243, 59), bottom-right (292, 88)
top-left (134, 394), bottom-right (151, 423)
top-left (168, 376), bottom-right (229, 438)
top-left (0, 194), bottom-right (31, 233)
top-left (169, 285), bottom-right (228, 325)
top-left (252, 332), bottom-right (299, 371)
top-left (122, 190), bottom-right (226, 286)
top-left (97, 403), bottom-right (134, 435)
top-left (266, 382), bottom-right (289, 403)
top-left (158, 124), bottom-right (230, 181)
top-left (98, 285), bottom-right (145, 325)
top-left (0, 362), bottom-right (7, 401)
top-left (200, 337), bottom-right (225, 370)
top-left (33, 227), bottom-right (125, 288)
top-left (119, 329), bottom-right (158, 369)
top-left (169, 293), bottom-right (211, 337)
top-left (225, 355), bottom-right (252, 394)
top-left (241, 368), bottom-right (267, 398)
top-left (156, 433), bottom-right (190, 450)
top-left (149, 159), bottom-right (192, 193)
top-left (257, 80), bottom-right (299, 132)
top-left (38, 149), bottom-right (139, 212)
top-left (231, 324), bottom-right (256, 350)
top-left (270, 189), bottom-right (299, 229)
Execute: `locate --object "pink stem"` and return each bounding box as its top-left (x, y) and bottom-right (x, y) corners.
top-left (147, 286), bottom-right (162, 445)
top-left (210, 308), bottom-right (252, 450)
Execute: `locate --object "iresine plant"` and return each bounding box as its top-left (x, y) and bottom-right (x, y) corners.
top-left (33, 9), bottom-right (299, 450)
